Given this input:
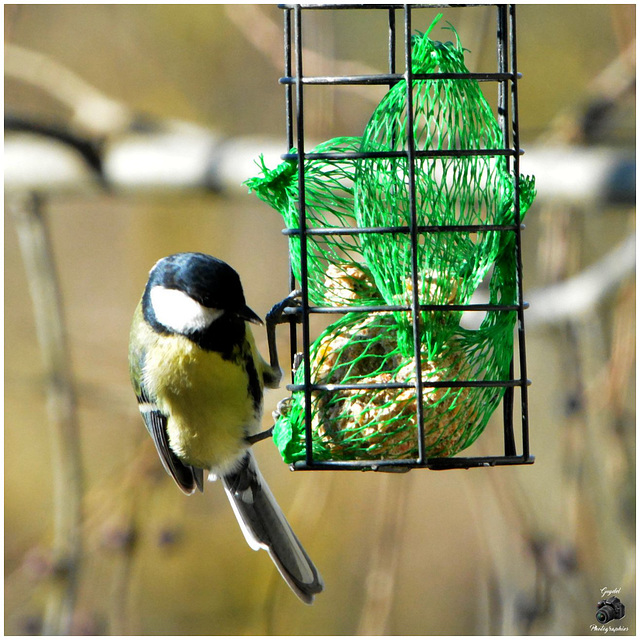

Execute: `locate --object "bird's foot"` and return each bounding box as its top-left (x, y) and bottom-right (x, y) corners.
top-left (271, 396), bottom-right (294, 423)
top-left (245, 426), bottom-right (274, 446)
top-left (266, 289), bottom-right (302, 326)
top-left (292, 352), bottom-right (304, 373)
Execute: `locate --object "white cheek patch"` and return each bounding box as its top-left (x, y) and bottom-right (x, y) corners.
top-left (150, 286), bottom-right (224, 334)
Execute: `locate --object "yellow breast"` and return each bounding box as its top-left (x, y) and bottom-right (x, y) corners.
top-left (143, 332), bottom-right (262, 472)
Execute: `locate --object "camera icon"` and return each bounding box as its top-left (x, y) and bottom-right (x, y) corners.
top-left (596, 597), bottom-right (626, 624)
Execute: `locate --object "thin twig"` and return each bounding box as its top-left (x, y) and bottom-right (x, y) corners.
top-left (525, 234), bottom-right (635, 327)
top-left (8, 192), bottom-right (84, 635)
top-left (5, 43), bottom-right (132, 137)
top-left (224, 4), bottom-right (384, 104)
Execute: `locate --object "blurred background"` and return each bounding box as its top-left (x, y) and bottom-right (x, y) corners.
top-left (4, 4), bottom-right (635, 636)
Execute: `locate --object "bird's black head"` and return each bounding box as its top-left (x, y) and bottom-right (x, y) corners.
top-left (142, 253), bottom-right (262, 348)
top-left (149, 253), bottom-right (252, 312)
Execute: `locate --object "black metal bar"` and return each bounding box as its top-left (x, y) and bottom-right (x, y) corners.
top-left (403, 5), bottom-right (427, 466)
top-left (284, 9), bottom-right (294, 151)
top-left (279, 4), bottom-right (496, 10)
top-left (282, 148), bottom-right (521, 161)
top-left (288, 379), bottom-right (529, 392)
top-left (496, 5), bottom-right (510, 149)
top-left (287, 302), bottom-right (527, 314)
top-left (282, 223), bottom-right (521, 236)
top-left (503, 359), bottom-right (517, 455)
top-left (279, 71), bottom-right (515, 85)
top-left (283, 8), bottom-right (299, 371)
top-left (496, 5), bottom-right (517, 458)
top-left (388, 8), bottom-right (397, 79)
top-left (291, 454), bottom-right (535, 472)
top-left (509, 4), bottom-right (531, 461)
top-left (292, 6), bottom-right (314, 468)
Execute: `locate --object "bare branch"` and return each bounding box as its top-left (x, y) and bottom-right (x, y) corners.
top-left (5, 43), bottom-right (132, 137)
top-left (526, 235), bottom-right (635, 327)
top-left (8, 192), bottom-right (84, 635)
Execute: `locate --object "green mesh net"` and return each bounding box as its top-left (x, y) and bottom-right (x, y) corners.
top-left (249, 136), bottom-right (381, 308)
top-left (246, 18), bottom-right (536, 465)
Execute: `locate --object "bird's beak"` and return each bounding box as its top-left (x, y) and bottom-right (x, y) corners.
top-left (239, 305), bottom-right (263, 325)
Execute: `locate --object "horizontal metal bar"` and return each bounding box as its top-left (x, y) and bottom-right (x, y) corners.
top-left (281, 148), bottom-right (522, 161)
top-left (282, 224), bottom-right (522, 236)
top-left (290, 454), bottom-right (535, 472)
top-left (280, 71), bottom-right (515, 85)
top-left (279, 4), bottom-right (495, 10)
top-left (282, 302), bottom-right (527, 314)
top-left (287, 378), bottom-right (530, 393)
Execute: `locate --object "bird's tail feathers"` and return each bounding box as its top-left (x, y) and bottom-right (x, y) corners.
top-left (222, 451), bottom-right (324, 604)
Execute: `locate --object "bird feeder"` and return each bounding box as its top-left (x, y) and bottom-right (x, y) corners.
top-left (247, 4), bottom-right (535, 472)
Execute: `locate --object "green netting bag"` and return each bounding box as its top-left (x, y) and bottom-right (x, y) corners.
top-left (355, 21), bottom-right (536, 353)
top-left (246, 136), bottom-right (382, 307)
top-left (273, 237), bottom-right (519, 464)
top-left (247, 17), bottom-right (536, 464)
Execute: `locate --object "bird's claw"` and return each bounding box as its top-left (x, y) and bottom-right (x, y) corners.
top-left (245, 426), bottom-right (274, 446)
top-left (292, 352), bottom-right (303, 373)
top-left (272, 396), bottom-right (293, 422)
top-left (266, 290), bottom-right (303, 326)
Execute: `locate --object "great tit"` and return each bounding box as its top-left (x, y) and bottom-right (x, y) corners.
top-left (128, 252), bottom-right (323, 604)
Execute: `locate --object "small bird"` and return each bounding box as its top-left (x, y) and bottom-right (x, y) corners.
top-left (128, 252), bottom-right (323, 603)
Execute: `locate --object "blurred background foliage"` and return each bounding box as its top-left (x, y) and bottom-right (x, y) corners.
top-left (4, 4), bottom-right (635, 636)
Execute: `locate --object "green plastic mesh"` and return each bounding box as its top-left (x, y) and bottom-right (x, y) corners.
top-left (247, 136), bottom-right (382, 308)
top-left (273, 244), bottom-right (519, 463)
top-left (246, 19), bottom-right (536, 464)
top-left (356, 23), bottom-right (536, 352)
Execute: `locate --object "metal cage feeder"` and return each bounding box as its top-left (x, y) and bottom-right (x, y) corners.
top-left (251, 4), bottom-right (534, 472)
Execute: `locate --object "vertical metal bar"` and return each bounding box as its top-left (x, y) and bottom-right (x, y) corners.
top-left (508, 4), bottom-right (531, 460)
top-left (284, 8), bottom-right (294, 152)
top-left (503, 361), bottom-right (517, 455)
top-left (496, 5), bottom-right (510, 150)
top-left (497, 4), bottom-right (517, 456)
top-left (283, 8), bottom-right (299, 370)
top-left (403, 5), bottom-right (426, 464)
top-left (388, 7), bottom-right (396, 76)
top-left (293, 5), bottom-right (314, 466)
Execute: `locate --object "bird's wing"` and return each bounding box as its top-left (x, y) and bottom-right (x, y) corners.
top-left (222, 450), bottom-right (324, 604)
top-left (128, 300), bottom-right (203, 494)
top-left (136, 385), bottom-right (204, 495)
